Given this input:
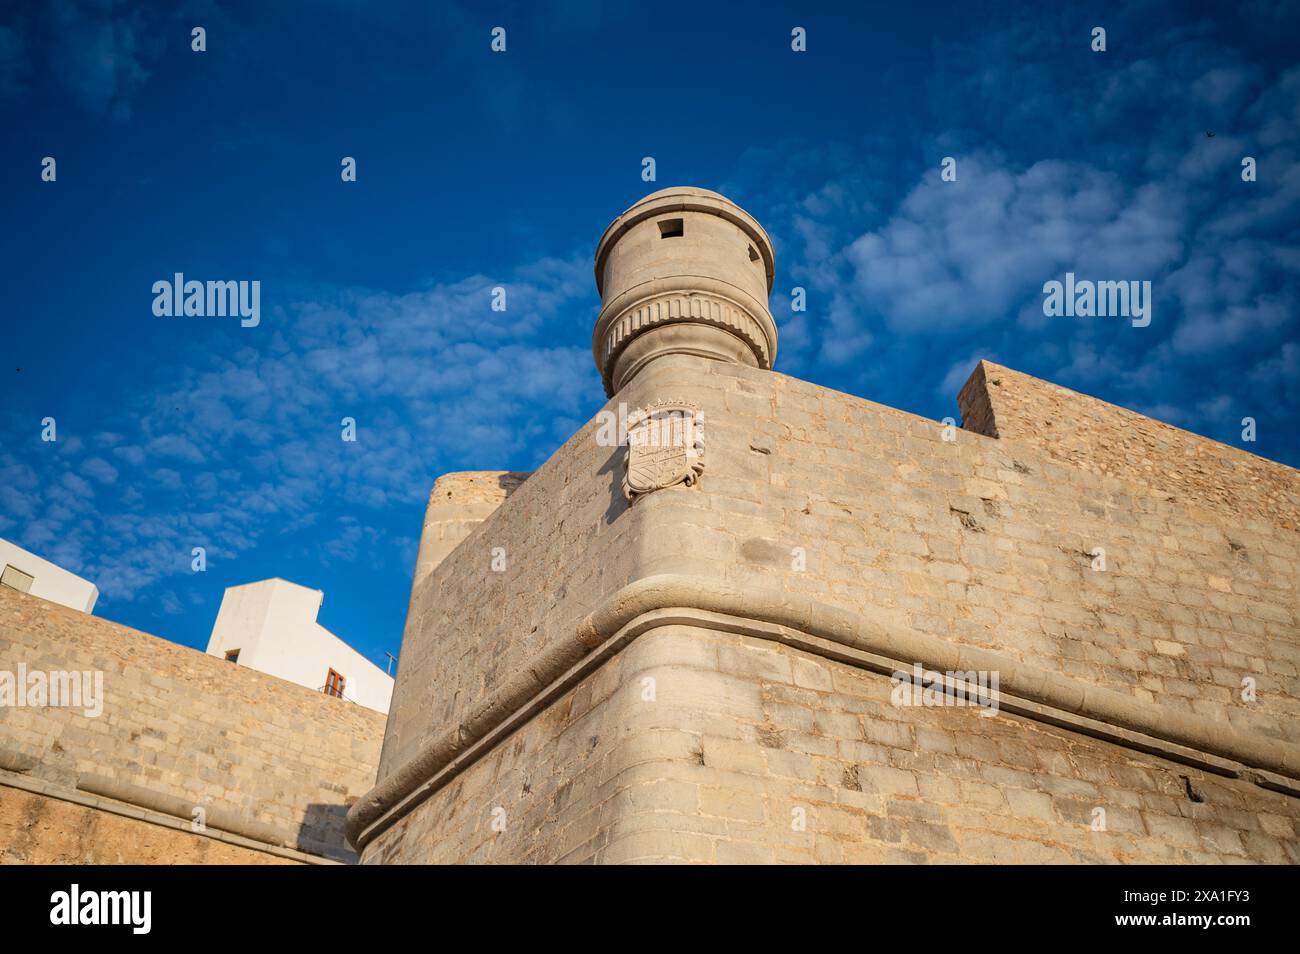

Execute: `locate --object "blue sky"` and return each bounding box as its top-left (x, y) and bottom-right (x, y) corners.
top-left (1, 0), bottom-right (1297, 669)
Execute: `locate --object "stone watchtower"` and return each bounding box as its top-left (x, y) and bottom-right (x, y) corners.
top-left (352, 188), bottom-right (1300, 865)
top-left (592, 187), bottom-right (778, 395)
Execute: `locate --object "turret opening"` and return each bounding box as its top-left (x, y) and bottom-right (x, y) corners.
top-left (658, 218), bottom-right (684, 238)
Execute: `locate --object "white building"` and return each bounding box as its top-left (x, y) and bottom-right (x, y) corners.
top-left (205, 578), bottom-right (394, 714)
top-left (0, 538), bottom-right (99, 613)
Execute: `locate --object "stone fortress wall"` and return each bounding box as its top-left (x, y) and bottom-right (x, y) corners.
top-left (0, 586), bottom-right (385, 863)
top-left (350, 188), bottom-right (1300, 864)
top-left (411, 471), bottom-right (531, 592)
top-left (352, 353), bottom-right (1300, 864)
top-left (958, 359), bottom-right (1300, 531)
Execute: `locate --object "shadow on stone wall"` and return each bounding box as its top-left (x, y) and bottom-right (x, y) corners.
top-left (298, 802), bottom-right (357, 863)
top-left (599, 445), bottom-right (626, 525)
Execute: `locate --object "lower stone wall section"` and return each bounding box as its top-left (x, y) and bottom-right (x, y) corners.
top-left (363, 625), bottom-right (1300, 863)
top-left (0, 587), bottom-right (385, 861)
top-left (361, 632), bottom-right (630, 864)
top-left (0, 787), bottom-right (298, 865)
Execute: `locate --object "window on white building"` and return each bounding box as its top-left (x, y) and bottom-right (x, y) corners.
top-left (1, 565), bottom-right (34, 594)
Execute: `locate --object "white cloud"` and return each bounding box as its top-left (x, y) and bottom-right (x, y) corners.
top-left (0, 253), bottom-right (597, 604)
top-left (81, 457), bottom-right (119, 485)
top-left (841, 157), bottom-right (1186, 335)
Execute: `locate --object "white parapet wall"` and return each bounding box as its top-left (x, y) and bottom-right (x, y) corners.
top-left (0, 538), bottom-right (99, 613)
top-left (205, 578), bottom-right (394, 714)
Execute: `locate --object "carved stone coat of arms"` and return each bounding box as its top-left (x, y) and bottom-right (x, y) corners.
top-left (622, 400), bottom-right (706, 504)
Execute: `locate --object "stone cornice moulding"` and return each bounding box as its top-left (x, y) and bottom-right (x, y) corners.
top-left (597, 290), bottom-right (773, 393)
top-left (594, 275), bottom-right (778, 354)
top-left (592, 275), bottom-right (779, 394)
top-left (346, 575), bottom-right (1300, 851)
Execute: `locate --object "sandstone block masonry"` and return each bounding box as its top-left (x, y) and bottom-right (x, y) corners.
top-left (350, 188), bottom-right (1299, 864)
top-left (0, 587), bottom-right (385, 863)
top-left (412, 471), bottom-right (531, 592)
top-left (1, 787), bottom-right (300, 864)
top-left (363, 626), bottom-right (1300, 863)
top-left (352, 353), bottom-right (1300, 863)
top-left (959, 359), bottom-right (1300, 531)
